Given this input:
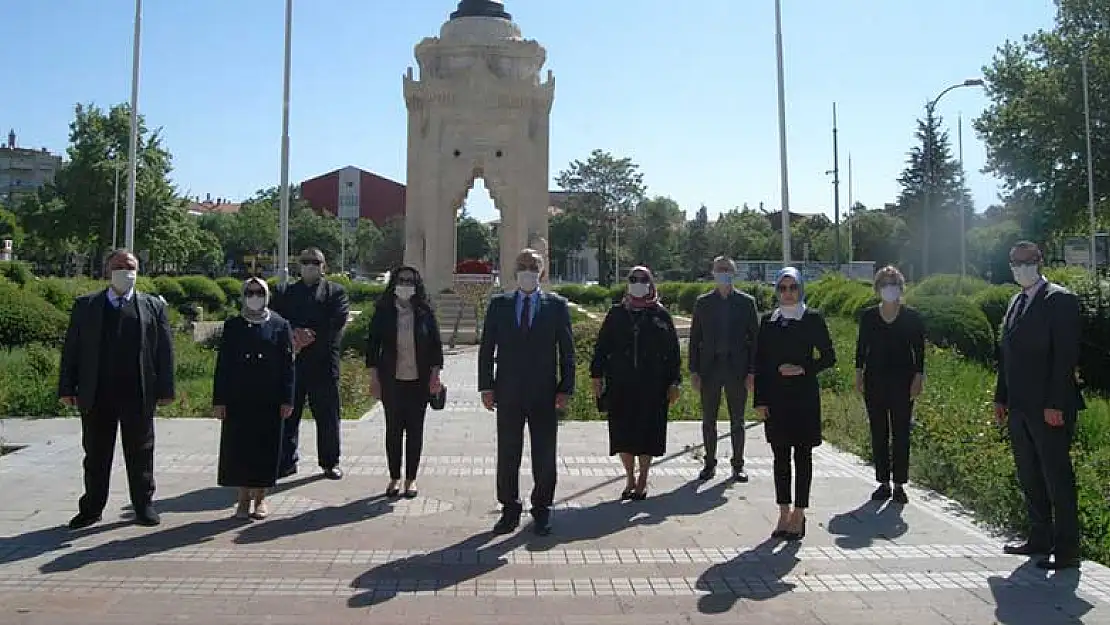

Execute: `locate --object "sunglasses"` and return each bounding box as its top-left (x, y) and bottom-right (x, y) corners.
top-left (244, 290), bottom-right (265, 297)
top-left (396, 278), bottom-right (416, 286)
top-left (300, 259), bottom-right (322, 266)
top-left (777, 283), bottom-right (799, 293)
top-left (628, 275), bottom-right (651, 284)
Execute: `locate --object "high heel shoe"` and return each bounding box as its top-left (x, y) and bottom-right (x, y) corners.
top-left (385, 480), bottom-right (401, 498)
top-left (785, 517), bottom-right (806, 541)
top-left (250, 489), bottom-right (269, 520)
top-left (234, 488), bottom-right (250, 520)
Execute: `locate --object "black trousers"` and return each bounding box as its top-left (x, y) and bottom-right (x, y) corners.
top-left (1009, 409), bottom-right (1080, 557)
top-left (78, 397), bottom-right (155, 516)
top-left (281, 369), bottom-right (342, 474)
top-left (771, 444), bottom-right (813, 508)
top-left (864, 376), bottom-right (914, 485)
top-left (383, 380), bottom-right (428, 481)
top-left (496, 402), bottom-right (558, 516)
top-left (699, 365), bottom-right (748, 470)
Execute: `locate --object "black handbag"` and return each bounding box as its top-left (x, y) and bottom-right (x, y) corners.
top-left (429, 385), bottom-right (447, 411)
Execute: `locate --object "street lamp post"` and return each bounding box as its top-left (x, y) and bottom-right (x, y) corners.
top-left (922, 78), bottom-right (983, 278)
top-left (124, 0), bottom-right (142, 252)
top-left (1082, 50), bottom-right (1097, 273)
top-left (774, 0), bottom-right (792, 264)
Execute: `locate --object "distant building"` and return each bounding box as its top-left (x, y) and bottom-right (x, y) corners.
top-left (486, 191), bottom-right (600, 282)
top-left (0, 130), bottom-right (63, 204)
top-left (300, 166), bottom-right (406, 227)
top-left (186, 193), bottom-right (241, 216)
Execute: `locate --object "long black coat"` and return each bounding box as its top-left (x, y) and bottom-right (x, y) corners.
top-left (591, 304), bottom-right (681, 456)
top-left (753, 309), bottom-right (835, 448)
top-left (213, 313), bottom-right (296, 488)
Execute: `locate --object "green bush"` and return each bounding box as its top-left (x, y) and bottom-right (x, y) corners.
top-left (339, 305), bottom-right (374, 358)
top-left (0, 344), bottom-right (67, 418)
top-left (904, 294), bottom-right (995, 362)
top-left (348, 282), bottom-right (386, 304)
top-left (29, 276), bottom-right (104, 313)
top-left (0, 260), bottom-right (33, 286)
top-left (971, 284), bottom-right (1020, 331)
top-left (1075, 276), bottom-right (1110, 396)
top-left (806, 274), bottom-right (873, 317)
top-left (175, 275), bottom-right (226, 312)
top-left (910, 274), bottom-right (990, 297)
top-left (153, 276), bottom-right (186, 306)
top-left (1044, 266), bottom-right (1090, 289)
top-left (678, 283), bottom-right (709, 313)
top-left (737, 282), bottom-right (775, 312)
top-left (215, 277), bottom-right (242, 303)
top-left (0, 282), bottom-right (69, 348)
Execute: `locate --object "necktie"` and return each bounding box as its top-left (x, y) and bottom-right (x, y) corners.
top-left (1006, 293), bottom-right (1028, 329)
top-left (520, 294), bottom-right (531, 331)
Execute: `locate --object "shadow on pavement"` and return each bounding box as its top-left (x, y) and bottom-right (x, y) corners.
top-left (0, 521), bottom-right (131, 567)
top-left (826, 499), bottom-right (908, 549)
top-left (234, 494), bottom-right (392, 545)
top-left (695, 539), bottom-right (801, 614)
top-left (989, 560), bottom-right (1093, 624)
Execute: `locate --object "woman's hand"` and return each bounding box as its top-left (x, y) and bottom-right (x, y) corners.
top-left (778, 363), bottom-right (806, 377)
top-left (212, 405), bottom-right (226, 420)
top-left (754, 405), bottom-right (768, 420)
top-left (280, 404), bottom-right (293, 419)
top-left (667, 385), bottom-right (680, 406)
top-left (429, 368), bottom-right (443, 395)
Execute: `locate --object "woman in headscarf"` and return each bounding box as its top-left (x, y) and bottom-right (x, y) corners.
top-left (366, 265), bottom-right (444, 499)
top-left (752, 267), bottom-right (835, 540)
top-left (590, 265), bottom-right (681, 500)
top-left (213, 277), bottom-right (296, 520)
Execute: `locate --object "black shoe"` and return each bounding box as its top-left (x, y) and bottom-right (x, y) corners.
top-left (630, 490), bottom-right (648, 501)
top-left (1003, 542), bottom-right (1052, 557)
top-left (492, 511), bottom-right (520, 535)
top-left (732, 469), bottom-right (749, 483)
top-left (134, 507), bottom-right (161, 526)
top-left (531, 512), bottom-right (552, 536)
top-left (698, 463), bottom-right (716, 481)
top-left (68, 512), bottom-right (101, 530)
top-left (871, 483), bottom-right (892, 501)
top-left (785, 518), bottom-right (806, 542)
top-left (403, 489), bottom-right (418, 499)
top-left (1037, 555), bottom-right (1081, 570)
top-left (324, 467), bottom-right (343, 480)
top-left (620, 488), bottom-right (635, 501)
top-left (892, 485), bottom-right (909, 504)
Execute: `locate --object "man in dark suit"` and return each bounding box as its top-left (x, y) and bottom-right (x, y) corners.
top-left (994, 241), bottom-right (1084, 570)
top-left (478, 248), bottom-right (575, 536)
top-left (271, 247), bottom-right (351, 480)
top-left (58, 249), bottom-right (175, 529)
top-left (689, 255), bottom-right (759, 482)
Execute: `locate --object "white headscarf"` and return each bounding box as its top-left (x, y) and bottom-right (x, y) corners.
top-left (770, 266), bottom-right (807, 322)
top-left (241, 277), bottom-right (272, 324)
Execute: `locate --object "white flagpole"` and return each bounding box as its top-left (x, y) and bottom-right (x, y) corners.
top-left (124, 0), bottom-right (142, 252)
top-left (277, 0), bottom-right (293, 284)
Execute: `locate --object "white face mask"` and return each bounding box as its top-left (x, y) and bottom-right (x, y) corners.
top-left (1011, 263), bottom-right (1040, 288)
top-left (628, 282), bottom-right (650, 299)
top-left (516, 271), bottom-right (539, 292)
top-left (880, 285), bottom-right (902, 303)
top-left (300, 263), bottom-right (322, 282)
top-left (395, 285), bottom-right (415, 301)
top-left (110, 269), bottom-right (137, 294)
top-left (245, 296), bottom-right (266, 312)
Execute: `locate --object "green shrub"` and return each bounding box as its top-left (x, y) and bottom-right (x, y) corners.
top-left (1044, 266), bottom-right (1090, 289)
top-left (553, 284), bottom-right (584, 304)
top-left (326, 273), bottom-right (352, 287)
top-left (654, 282), bottom-right (684, 309)
top-left (678, 283), bottom-right (709, 313)
top-left (0, 260), bottom-right (33, 286)
top-left (175, 275), bottom-right (226, 312)
top-left (0, 344), bottom-right (67, 418)
top-left (904, 294), bottom-right (995, 362)
top-left (737, 282), bottom-right (775, 312)
top-left (339, 305), bottom-right (374, 358)
top-left (971, 284), bottom-right (1020, 331)
top-left (348, 281), bottom-right (385, 304)
top-left (1075, 277), bottom-right (1110, 396)
top-left (153, 276), bottom-right (186, 306)
top-left (29, 276), bottom-right (104, 313)
top-left (215, 277), bottom-right (242, 303)
top-left (910, 274), bottom-right (990, 297)
top-left (0, 282), bottom-right (69, 348)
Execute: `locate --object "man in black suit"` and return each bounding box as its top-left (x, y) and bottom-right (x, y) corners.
top-left (688, 256), bottom-right (759, 482)
top-left (58, 249), bottom-right (175, 529)
top-left (271, 247), bottom-right (351, 480)
top-left (478, 248), bottom-right (575, 536)
top-left (994, 241), bottom-right (1084, 570)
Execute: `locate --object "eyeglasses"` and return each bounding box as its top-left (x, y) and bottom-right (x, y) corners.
top-left (628, 275), bottom-right (651, 284)
top-left (396, 279), bottom-right (416, 286)
top-left (1010, 261), bottom-right (1038, 268)
top-left (777, 284), bottom-right (799, 293)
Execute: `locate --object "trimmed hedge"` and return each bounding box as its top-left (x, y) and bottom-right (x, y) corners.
top-left (909, 274), bottom-right (990, 297)
top-left (339, 305), bottom-right (375, 358)
top-left (971, 284), bottom-right (1020, 331)
top-left (902, 294), bottom-right (995, 363)
top-left (554, 281), bottom-right (775, 315)
top-left (0, 282), bottom-right (68, 348)
top-left (175, 275), bottom-right (226, 312)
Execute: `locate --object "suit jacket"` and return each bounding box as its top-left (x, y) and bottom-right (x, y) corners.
top-left (58, 290), bottom-right (175, 416)
top-left (478, 290), bottom-right (575, 407)
top-left (994, 281), bottom-right (1084, 415)
top-left (365, 298), bottom-right (445, 388)
top-left (271, 279), bottom-right (350, 379)
top-left (688, 288), bottom-right (760, 376)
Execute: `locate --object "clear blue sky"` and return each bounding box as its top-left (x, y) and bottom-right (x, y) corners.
top-left (5, 0), bottom-right (1056, 223)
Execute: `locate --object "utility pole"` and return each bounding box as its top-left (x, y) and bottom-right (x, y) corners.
top-left (1083, 51), bottom-right (1097, 273)
top-left (847, 153), bottom-right (854, 263)
top-left (829, 102), bottom-right (841, 267)
top-left (958, 112), bottom-right (966, 278)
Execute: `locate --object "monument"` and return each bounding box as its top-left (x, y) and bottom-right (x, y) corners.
top-left (402, 0), bottom-right (555, 292)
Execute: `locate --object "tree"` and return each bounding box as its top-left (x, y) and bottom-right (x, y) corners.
top-left (352, 219), bottom-right (383, 272)
top-left (555, 149), bottom-right (647, 286)
top-left (975, 0), bottom-right (1109, 239)
top-left (844, 206), bottom-right (909, 268)
top-left (708, 206), bottom-right (776, 261)
top-left (548, 210), bottom-right (590, 280)
top-left (626, 196), bottom-right (683, 272)
top-left (0, 204), bottom-right (24, 250)
top-left (683, 205), bottom-right (712, 280)
top-left (371, 216), bottom-right (405, 271)
top-left (456, 207), bottom-right (494, 262)
top-left (893, 110), bottom-right (974, 277)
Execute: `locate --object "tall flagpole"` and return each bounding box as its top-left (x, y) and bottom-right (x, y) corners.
top-left (1083, 51), bottom-right (1097, 273)
top-left (124, 0), bottom-right (142, 252)
top-left (774, 0), bottom-right (791, 264)
top-left (847, 153), bottom-right (854, 263)
top-left (277, 0), bottom-right (293, 284)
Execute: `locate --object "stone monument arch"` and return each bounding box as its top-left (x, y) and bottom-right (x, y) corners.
top-left (402, 0), bottom-right (555, 292)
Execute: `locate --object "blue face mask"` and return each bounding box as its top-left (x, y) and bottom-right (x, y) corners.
top-left (713, 272), bottom-right (733, 286)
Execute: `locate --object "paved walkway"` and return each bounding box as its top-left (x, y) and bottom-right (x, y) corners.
top-left (0, 349), bottom-right (1107, 624)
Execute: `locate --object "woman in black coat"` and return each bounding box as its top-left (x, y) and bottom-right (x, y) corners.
top-left (753, 267), bottom-right (835, 541)
top-left (366, 266), bottom-right (444, 499)
top-left (591, 266), bottom-right (681, 500)
top-left (213, 277), bottom-right (296, 520)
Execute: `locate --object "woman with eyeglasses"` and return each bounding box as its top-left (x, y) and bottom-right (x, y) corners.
top-left (590, 266), bottom-right (681, 500)
top-left (213, 277), bottom-right (296, 520)
top-left (753, 267), bottom-right (835, 541)
top-left (366, 265), bottom-right (444, 498)
top-left (854, 265), bottom-right (925, 504)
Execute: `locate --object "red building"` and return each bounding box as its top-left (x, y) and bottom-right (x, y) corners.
top-left (299, 166), bottom-right (406, 227)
